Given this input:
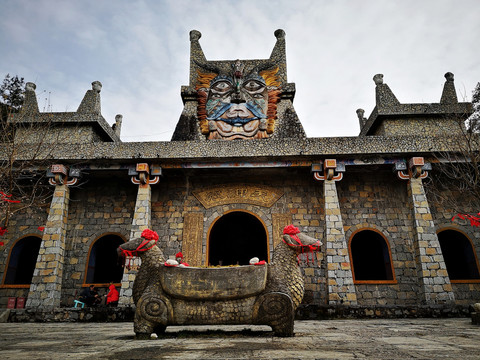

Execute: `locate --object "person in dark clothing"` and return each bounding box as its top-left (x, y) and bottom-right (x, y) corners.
top-left (79, 285), bottom-right (101, 306)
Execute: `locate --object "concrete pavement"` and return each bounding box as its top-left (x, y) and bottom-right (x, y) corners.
top-left (0, 318), bottom-right (479, 359)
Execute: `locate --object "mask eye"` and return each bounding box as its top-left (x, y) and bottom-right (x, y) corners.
top-left (243, 80), bottom-right (264, 92)
top-left (211, 81), bottom-right (232, 93)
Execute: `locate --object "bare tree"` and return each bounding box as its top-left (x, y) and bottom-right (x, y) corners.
top-left (425, 82), bottom-right (480, 225)
top-left (0, 75), bottom-right (58, 233)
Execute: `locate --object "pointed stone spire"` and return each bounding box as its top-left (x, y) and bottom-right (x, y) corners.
top-left (112, 114), bottom-right (123, 137)
top-left (269, 29), bottom-right (287, 84)
top-left (356, 108), bottom-right (367, 129)
top-left (440, 72), bottom-right (458, 104)
top-left (20, 82), bottom-right (39, 114)
top-left (189, 30), bottom-right (206, 87)
top-left (373, 74), bottom-right (400, 109)
top-left (77, 81), bottom-right (102, 113)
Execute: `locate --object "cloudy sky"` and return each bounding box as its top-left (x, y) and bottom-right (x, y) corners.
top-left (1, 0), bottom-right (479, 141)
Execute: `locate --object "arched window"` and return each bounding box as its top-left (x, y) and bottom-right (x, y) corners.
top-left (85, 234), bottom-right (125, 284)
top-left (3, 236), bottom-right (42, 285)
top-left (208, 211), bottom-right (268, 266)
top-left (349, 229), bottom-right (395, 283)
top-left (437, 229), bottom-right (480, 282)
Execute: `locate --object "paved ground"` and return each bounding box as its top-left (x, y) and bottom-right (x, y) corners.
top-left (0, 318), bottom-right (479, 359)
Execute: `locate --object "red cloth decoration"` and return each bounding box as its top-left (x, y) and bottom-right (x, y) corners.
top-left (283, 224), bottom-right (300, 235)
top-left (38, 226), bottom-right (45, 231)
top-left (164, 261), bottom-right (178, 267)
top-left (0, 191), bottom-right (21, 203)
top-left (0, 227), bottom-right (7, 236)
top-left (452, 213), bottom-right (480, 227)
top-left (254, 260), bottom-right (266, 265)
top-left (141, 229), bottom-right (159, 240)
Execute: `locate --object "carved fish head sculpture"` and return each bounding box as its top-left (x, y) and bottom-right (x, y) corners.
top-left (282, 225), bottom-right (322, 262)
top-left (117, 229), bottom-right (159, 258)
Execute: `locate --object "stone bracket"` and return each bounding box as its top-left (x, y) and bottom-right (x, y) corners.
top-left (130, 163), bottom-right (161, 185)
top-left (47, 164), bottom-right (80, 186)
top-left (312, 159), bottom-right (345, 181)
top-left (396, 157), bottom-right (430, 180)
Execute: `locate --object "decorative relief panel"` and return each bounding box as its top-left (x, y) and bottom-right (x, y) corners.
top-left (182, 213), bottom-right (204, 267)
top-left (193, 184), bottom-right (284, 209)
top-left (272, 213), bottom-right (292, 251)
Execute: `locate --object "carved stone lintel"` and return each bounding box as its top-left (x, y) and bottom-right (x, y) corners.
top-left (193, 184), bottom-right (284, 209)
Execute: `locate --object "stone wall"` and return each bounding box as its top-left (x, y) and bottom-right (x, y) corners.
top-left (427, 180), bottom-right (480, 304)
top-left (374, 118), bottom-right (464, 136)
top-left (0, 206), bottom-right (49, 307)
top-left (337, 170), bottom-right (420, 305)
top-left (59, 174), bottom-right (136, 306)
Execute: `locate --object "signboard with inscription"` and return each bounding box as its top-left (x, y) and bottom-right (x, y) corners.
top-left (193, 184), bottom-right (284, 209)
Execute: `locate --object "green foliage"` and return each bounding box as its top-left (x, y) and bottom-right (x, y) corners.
top-left (1, 74), bottom-right (25, 109)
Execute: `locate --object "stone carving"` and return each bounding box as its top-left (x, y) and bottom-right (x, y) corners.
top-left (118, 225), bottom-right (321, 338)
top-left (195, 60), bottom-right (281, 140)
top-left (92, 81), bottom-right (102, 92)
top-left (193, 184), bottom-right (284, 209)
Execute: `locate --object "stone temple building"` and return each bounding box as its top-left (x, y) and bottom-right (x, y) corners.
top-left (1, 30), bottom-right (479, 314)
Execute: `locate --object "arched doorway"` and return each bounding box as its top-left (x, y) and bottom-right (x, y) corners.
top-left (349, 229), bottom-right (395, 282)
top-left (208, 211), bottom-right (268, 266)
top-left (85, 234), bottom-right (125, 284)
top-left (437, 229), bottom-right (480, 281)
top-left (3, 236), bottom-right (42, 285)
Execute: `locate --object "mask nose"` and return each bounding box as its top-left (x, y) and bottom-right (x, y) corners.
top-left (231, 91), bottom-right (246, 104)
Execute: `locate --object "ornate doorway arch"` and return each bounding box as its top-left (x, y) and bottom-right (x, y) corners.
top-left (207, 211), bottom-right (268, 266)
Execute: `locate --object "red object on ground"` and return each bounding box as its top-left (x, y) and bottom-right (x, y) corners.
top-left (7, 297), bottom-right (16, 309)
top-left (16, 297), bottom-right (25, 308)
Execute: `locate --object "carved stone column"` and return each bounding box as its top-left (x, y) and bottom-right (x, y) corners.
top-left (26, 165), bottom-right (79, 308)
top-left (397, 157), bottom-right (455, 304)
top-left (119, 163), bottom-right (160, 306)
top-left (313, 160), bottom-right (357, 305)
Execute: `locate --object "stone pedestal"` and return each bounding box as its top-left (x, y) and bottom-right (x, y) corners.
top-left (26, 185), bottom-right (70, 308)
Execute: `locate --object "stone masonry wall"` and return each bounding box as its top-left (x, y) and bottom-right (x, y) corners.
top-left (60, 174), bottom-right (136, 306)
top-left (374, 118), bottom-right (464, 136)
top-left (427, 181), bottom-right (480, 304)
top-left (337, 169), bottom-right (421, 305)
top-left (0, 206), bottom-right (49, 307)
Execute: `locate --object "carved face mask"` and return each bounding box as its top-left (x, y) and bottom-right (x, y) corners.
top-left (196, 61), bottom-right (280, 140)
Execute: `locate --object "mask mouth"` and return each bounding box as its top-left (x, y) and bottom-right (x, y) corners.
top-left (207, 102), bottom-right (266, 123)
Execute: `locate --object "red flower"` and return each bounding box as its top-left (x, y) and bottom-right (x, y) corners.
top-left (141, 229), bottom-right (159, 241)
top-left (38, 226), bottom-right (45, 231)
top-left (0, 241), bottom-right (4, 246)
top-left (176, 252), bottom-right (183, 258)
top-left (0, 227), bottom-right (7, 236)
top-left (283, 224), bottom-right (300, 235)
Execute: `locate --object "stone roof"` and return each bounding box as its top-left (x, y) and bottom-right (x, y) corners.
top-left (359, 73), bottom-right (472, 136)
top-left (11, 81), bottom-right (120, 143)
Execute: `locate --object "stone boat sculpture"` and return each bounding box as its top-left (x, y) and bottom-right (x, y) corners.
top-left (118, 225), bottom-right (322, 338)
